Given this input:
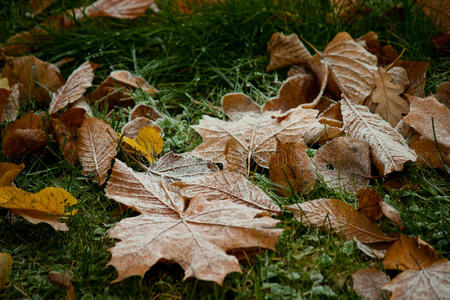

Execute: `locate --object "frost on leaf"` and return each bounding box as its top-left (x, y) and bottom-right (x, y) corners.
top-left (190, 106), bottom-right (324, 173)
top-left (352, 268), bottom-right (389, 300)
top-left (105, 160), bottom-right (282, 284)
top-left (266, 32), bottom-right (311, 72)
top-left (49, 61), bottom-right (94, 115)
top-left (287, 198), bottom-right (396, 243)
top-left (341, 96), bottom-right (416, 175)
top-left (76, 116), bottom-right (117, 185)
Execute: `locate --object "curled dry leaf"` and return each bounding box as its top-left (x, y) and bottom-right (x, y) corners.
top-left (2, 112), bottom-right (48, 159)
top-left (146, 151), bottom-right (218, 183)
top-left (119, 126), bottom-right (163, 164)
top-left (355, 239), bottom-right (389, 259)
top-left (266, 32), bottom-right (311, 72)
top-left (416, 0), bottom-right (450, 32)
top-left (175, 170), bottom-right (281, 214)
top-left (191, 106), bottom-right (324, 173)
top-left (341, 96), bottom-right (417, 175)
top-left (287, 198), bottom-right (396, 243)
top-left (0, 162), bottom-right (24, 187)
top-left (1, 83), bottom-right (22, 122)
top-left (394, 61), bottom-right (429, 97)
top-left (0, 186), bottom-right (77, 231)
top-left (71, 0), bottom-right (158, 21)
top-left (352, 268), bottom-right (389, 300)
top-left (221, 93), bottom-right (261, 120)
top-left (76, 116), bottom-right (117, 185)
top-left (383, 235), bottom-right (438, 271)
top-left (313, 136), bottom-right (371, 193)
top-left (435, 81), bottom-right (450, 108)
top-left (382, 259), bottom-right (450, 300)
top-left (1, 56), bottom-right (65, 104)
top-left (262, 74), bottom-right (321, 112)
top-left (314, 32), bottom-right (378, 104)
top-left (129, 103), bottom-right (162, 121)
top-left (0, 252), bottom-right (13, 289)
top-left (122, 117), bottom-right (161, 139)
top-left (318, 102), bottom-right (343, 128)
top-left (49, 61), bottom-right (95, 115)
top-left (368, 66), bottom-right (409, 127)
top-left (269, 138), bottom-right (316, 196)
top-left (357, 187), bottom-right (383, 222)
top-left (105, 160), bottom-right (282, 284)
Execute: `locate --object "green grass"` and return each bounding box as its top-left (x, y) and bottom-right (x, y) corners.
top-left (1, 0), bottom-right (449, 298)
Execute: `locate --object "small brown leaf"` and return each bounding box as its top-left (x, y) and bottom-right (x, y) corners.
top-left (50, 118), bottom-right (77, 164)
top-left (49, 61), bottom-right (95, 115)
top-left (341, 96), bottom-right (417, 175)
top-left (129, 103), bottom-right (162, 121)
top-left (0, 162), bottom-right (25, 187)
top-left (318, 102), bottom-right (343, 128)
top-left (49, 271), bottom-right (71, 289)
top-left (383, 235), bottom-right (439, 271)
top-left (355, 239), bottom-right (390, 259)
top-left (313, 136), bottom-right (371, 193)
top-left (221, 93), bottom-right (261, 120)
top-left (379, 201), bottom-right (403, 230)
top-left (175, 170), bottom-right (281, 214)
top-left (357, 188), bottom-right (383, 222)
top-left (287, 198), bottom-right (396, 243)
top-left (435, 81), bottom-right (450, 109)
top-left (70, 0), bottom-right (158, 21)
top-left (1, 83), bottom-right (22, 122)
top-left (394, 61), bottom-right (430, 97)
top-left (352, 268), bottom-right (389, 300)
top-left (269, 138), bottom-right (316, 196)
top-left (76, 116), bottom-right (117, 185)
top-left (122, 117), bottom-right (161, 140)
top-left (266, 32), bottom-right (311, 72)
top-left (382, 259), bottom-right (450, 300)
top-left (262, 74), bottom-right (321, 112)
top-left (2, 112), bottom-right (48, 159)
top-left (1, 56), bottom-right (65, 104)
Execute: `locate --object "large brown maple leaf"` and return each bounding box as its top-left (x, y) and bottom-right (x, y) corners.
top-left (105, 160), bottom-right (282, 284)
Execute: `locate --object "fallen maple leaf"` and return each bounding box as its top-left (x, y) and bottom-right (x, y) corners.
top-left (49, 61), bottom-right (95, 115)
top-left (1, 56), bottom-right (65, 104)
top-left (191, 105), bottom-right (324, 173)
top-left (287, 198), bottom-right (396, 243)
top-left (266, 32), bottom-right (311, 72)
top-left (175, 170), bottom-right (281, 214)
top-left (76, 116), bottom-right (117, 185)
top-left (341, 96), bottom-right (417, 175)
top-left (2, 112), bottom-right (48, 159)
top-left (0, 162), bottom-right (24, 187)
top-left (105, 159), bottom-right (282, 284)
top-left (146, 151), bottom-right (218, 183)
top-left (416, 0), bottom-right (450, 32)
top-left (382, 259), bottom-right (450, 299)
top-left (269, 138), bottom-right (316, 196)
top-left (313, 136), bottom-right (371, 193)
top-left (368, 66), bottom-right (409, 126)
top-left (0, 186), bottom-right (77, 231)
top-left (383, 235), bottom-right (439, 271)
top-left (352, 268), bottom-right (389, 300)
top-left (119, 126), bottom-right (163, 164)
top-left (0, 252), bottom-right (12, 289)
top-left (121, 117), bottom-right (161, 139)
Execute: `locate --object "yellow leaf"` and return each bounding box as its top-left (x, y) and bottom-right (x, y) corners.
top-left (0, 186), bottom-right (77, 215)
top-left (0, 252), bottom-right (13, 289)
top-left (119, 126), bottom-right (163, 163)
top-left (0, 162), bottom-right (24, 187)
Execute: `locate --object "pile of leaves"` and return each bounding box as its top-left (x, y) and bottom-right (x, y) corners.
top-left (1, 0), bottom-right (449, 299)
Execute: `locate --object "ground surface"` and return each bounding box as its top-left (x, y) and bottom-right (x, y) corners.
top-left (0, 0), bottom-right (449, 299)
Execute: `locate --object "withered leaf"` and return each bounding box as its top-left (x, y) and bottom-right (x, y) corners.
top-left (71, 0), bottom-right (158, 21)
top-left (269, 138), bottom-right (316, 196)
top-left (122, 117), bottom-right (161, 140)
top-left (416, 0), bottom-right (450, 32)
top-left (382, 259), bottom-right (450, 300)
top-left (50, 118), bottom-right (77, 164)
top-left (313, 136), bottom-right (371, 193)
top-left (435, 81), bottom-right (450, 109)
top-left (383, 235), bottom-right (439, 271)
top-left (175, 170), bottom-right (281, 214)
top-left (315, 32), bottom-right (378, 104)
top-left (355, 239), bottom-right (389, 259)
top-left (2, 112), bottom-right (48, 159)
top-left (146, 151), bottom-right (218, 183)
top-left (191, 106), bottom-right (324, 173)
top-left (410, 136), bottom-right (450, 169)
top-left (394, 61), bottom-right (429, 97)
top-left (262, 74), bottom-right (321, 112)
top-left (129, 103), bottom-right (162, 121)
top-left (287, 198), bottom-right (396, 243)
top-left (266, 32), bottom-right (311, 72)
top-left (0, 162), bottom-right (24, 187)
top-left (76, 116), bottom-right (117, 185)
top-left (105, 159), bottom-right (282, 284)
top-left (369, 66), bottom-right (409, 127)
top-left (352, 268), bottom-right (389, 300)
top-left (221, 93), bottom-right (261, 120)
top-left (357, 187), bottom-right (383, 222)
top-left (1, 56), bottom-right (65, 104)
top-left (1, 83), bottom-right (22, 122)
top-left (341, 96), bottom-right (417, 175)
top-left (49, 61), bottom-right (95, 115)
